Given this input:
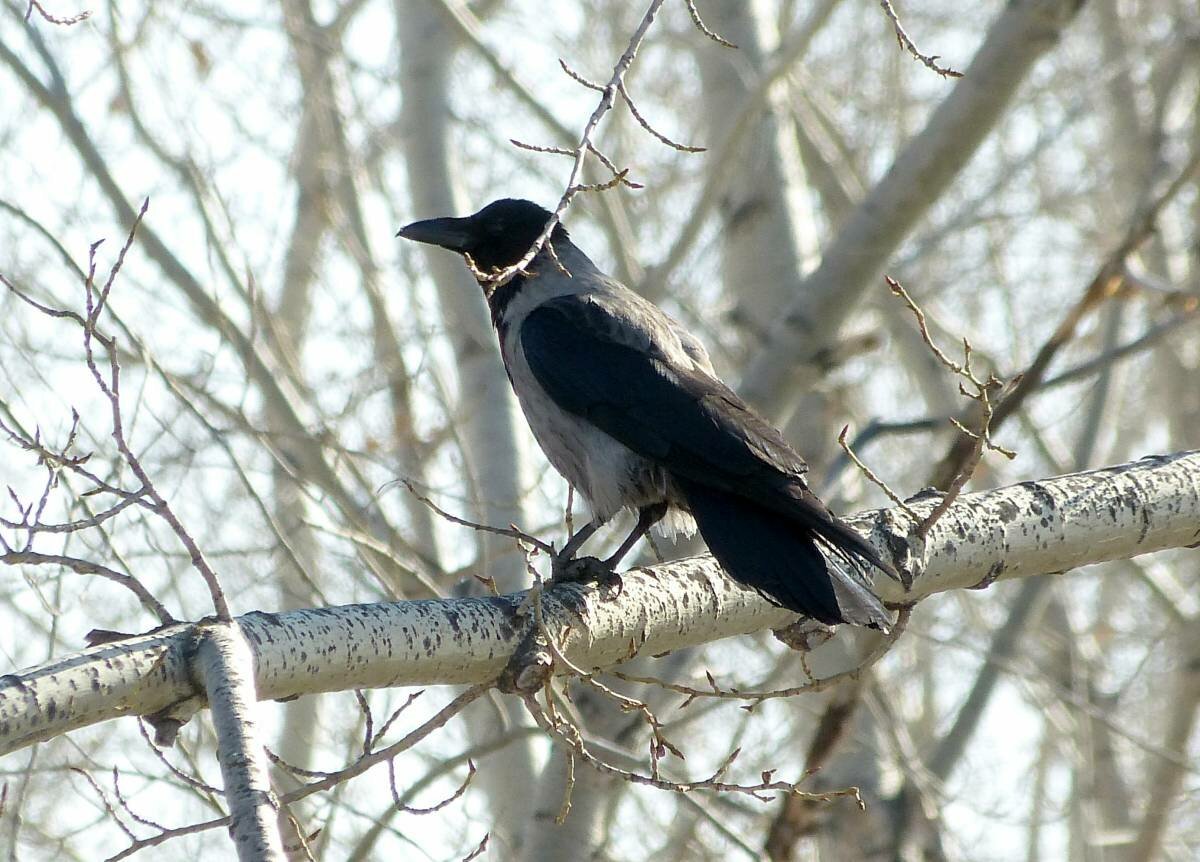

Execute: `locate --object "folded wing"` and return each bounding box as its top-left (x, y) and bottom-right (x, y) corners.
top-left (519, 293), bottom-right (894, 627)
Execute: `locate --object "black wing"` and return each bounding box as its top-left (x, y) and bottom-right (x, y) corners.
top-left (520, 292), bottom-right (898, 588)
top-left (519, 293), bottom-right (809, 492)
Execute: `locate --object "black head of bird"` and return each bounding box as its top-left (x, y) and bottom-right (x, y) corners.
top-left (397, 198), bottom-right (570, 274)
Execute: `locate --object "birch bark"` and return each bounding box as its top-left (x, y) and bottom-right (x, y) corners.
top-left (192, 622), bottom-right (286, 862)
top-left (2, 450), bottom-right (1196, 757)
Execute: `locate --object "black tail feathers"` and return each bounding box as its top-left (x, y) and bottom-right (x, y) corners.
top-left (676, 479), bottom-right (891, 630)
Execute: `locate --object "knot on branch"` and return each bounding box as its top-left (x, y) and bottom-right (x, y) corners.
top-left (878, 505), bottom-right (922, 588)
top-left (144, 696), bottom-right (203, 747)
top-left (497, 628), bottom-right (553, 694)
top-left (772, 619), bottom-right (835, 652)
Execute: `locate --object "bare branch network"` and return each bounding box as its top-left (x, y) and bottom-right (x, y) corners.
top-left (3, 449), bottom-right (1197, 757)
top-left (3, 0), bottom-right (1199, 857)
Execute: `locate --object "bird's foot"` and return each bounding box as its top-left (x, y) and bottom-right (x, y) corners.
top-left (550, 554), bottom-right (625, 598)
top-left (551, 553), bottom-right (611, 584)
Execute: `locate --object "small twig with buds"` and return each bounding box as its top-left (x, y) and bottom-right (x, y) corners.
top-left (878, 0), bottom-right (963, 78)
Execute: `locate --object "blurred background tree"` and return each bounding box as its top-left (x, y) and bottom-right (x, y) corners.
top-left (1, 0), bottom-right (1198, 859)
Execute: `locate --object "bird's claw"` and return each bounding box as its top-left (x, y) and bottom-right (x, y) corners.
top-left (551, 554), bottom-right (609, 583)
top-left (549, 554), bottom-right (625, 597)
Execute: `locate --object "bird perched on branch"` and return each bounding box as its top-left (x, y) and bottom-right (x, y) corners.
top-left (399, 198), bottom-right (896, 630)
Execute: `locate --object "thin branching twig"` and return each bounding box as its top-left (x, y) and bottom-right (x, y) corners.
top-left (837, 425), bottom-right (917, 515)
top-left (523, 690), bottom-right (862, 805)
top-left (878, 0), bottom-right (962, 78)
top-left (485, 0), bottom-right (704, 290)
top-left (24, 0), bottom-right (90, 25)
top-left (107, 686), bottom-right (487, 860)
top-left (681, 0), bottom-right (737, 48)
top-left (610, 606), bottom-right (911, 706)
top-left (395, 478), bottom-right (554, 556)
top-left (886, 276), bottom-right (1015, 537)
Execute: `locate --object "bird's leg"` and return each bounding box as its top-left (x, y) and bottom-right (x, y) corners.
top-left (602, 502), bottom-right (668, 569)
top-left (557, 519), bottom-right (601, 561)
top-left (551, 519), bottom-right (602, 580)
top-left (550, 504), bottom-right (668, 591)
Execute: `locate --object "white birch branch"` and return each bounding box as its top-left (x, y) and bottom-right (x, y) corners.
top-left (191, 621), bottom-right (286, 861)
top-left (1, 451), bottom-right (1197, 758)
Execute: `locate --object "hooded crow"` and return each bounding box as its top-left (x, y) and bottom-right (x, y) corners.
top-left (399, 198), bottom-right (895, 629)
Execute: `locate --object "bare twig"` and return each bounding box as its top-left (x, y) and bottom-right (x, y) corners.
top-left (886, 276), bottom-right (1014, 537)
top-left (568, 169), bottom-right (638, 195)
top-left (837, 425), bottom-right (917, 515)
top-left (823, 417), bottom-right (942, 487)
top-left (74, 202), bottom-right (232, 619)
top-left (520, 556), bottom-right (686, 780)
top-left (928, 147), bottom-right (1200, 489)
top-left (461, 834), bottom-right (489, 862)
top-left (681, 0), bottom-right (737, 48)
top-left (0, 490), bottom-right (145, 535)
top-left (279, 686), bottom-right (486, 801)
top-left (108, 686), bottom-right (487, 860)
top-left (0, 551), bottom-right (173, 623)
top-left (558, 57), bottom-right (604, 92)
top-left (878, 0), bottom-right (963, 78)
top-left (610, 606), bottom-right (911, 706)
top-left (24, 0), bottom-right (90, 25)
top-left (372, 691), bottom-right (427, 750)
top-left (394, 478), bottom-right (554, 556)
top-left (71, 767), bottom-right (137, 841)
top-left (555, 748), bottom-right (575, 823)
top-left (523, 690), bottom-right (861, 804)
top-left (1, 272), bottom-right (95, 334)
top-left (7, 204), bottom-right (235, 619)
top-left (110, 767), bottom-right (170, 834)
top-left (480, 0), bottom-right (672, 288)
top-left (0, 401), bottom-right (138, 500)
top-left (542, 238), bottom-right (574, 277)
top-left (510, 135), bottom-right (645, 189)
top-left (389, 757), bottom-right (476, 815)
top-left (617, 80), bottom-right (705, 152)
top-left (356, 690), bottom-right (375, 759)
top-left (105, 815), bottom-right (228, 862)
top-left (564, 485), bottom-right (575, 537)
top-left (266, 689), bottom-right (424, 780)
top-left (136, 719), bottom-right (223, 797)
top-left (346, 728), bottom-right (544, 862)
top-left (638, 6), bottom-right (832, 299)
top-left (511, 541), bottom-right (905, 813)
top-left (509, 139), bottom-right (573, 157)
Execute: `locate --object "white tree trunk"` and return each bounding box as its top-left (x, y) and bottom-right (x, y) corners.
top-left (395, 3), bottom-right (536, 851)
top-left (2, 450), bottom-right (1196, 757)
top-left (192, 622), bottom-right (286, 862)
top-left (694, 0), bottom-right (820, 339)
top-left (739, 0), bottom-right (1087, 417)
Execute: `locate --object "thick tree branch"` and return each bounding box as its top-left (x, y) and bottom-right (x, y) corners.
top-left (1, 450), bottom-right (1197, 758)
top-left (191, 622), bottom-right (286, 861)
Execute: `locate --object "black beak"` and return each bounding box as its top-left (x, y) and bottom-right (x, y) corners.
top-left (396, 216), bottom-right (473, 252)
